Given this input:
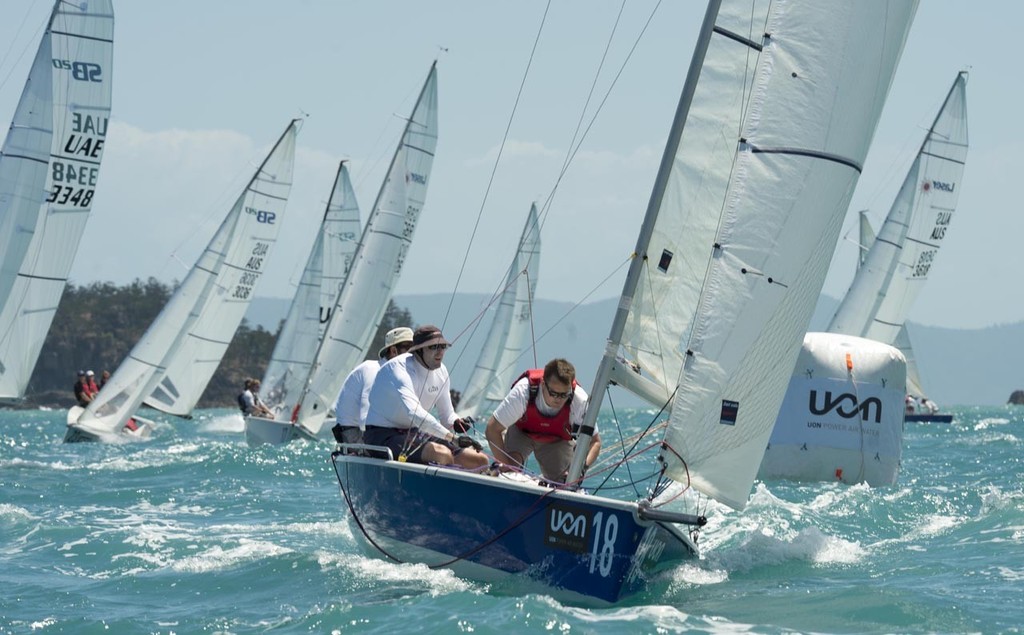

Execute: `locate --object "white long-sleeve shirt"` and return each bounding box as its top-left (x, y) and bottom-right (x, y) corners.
top-left (333, 359), bottom-right (383, 428)
top-left (364, 352), bottom-right (456, 439)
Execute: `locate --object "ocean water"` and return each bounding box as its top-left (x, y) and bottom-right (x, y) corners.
top-left (1, 405), bottom-right (1021, 634)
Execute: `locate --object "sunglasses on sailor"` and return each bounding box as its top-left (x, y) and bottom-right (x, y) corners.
top-left (427, 343), bottom-right (449, 351)
top-left (544, 380), bottom-right (571, 400)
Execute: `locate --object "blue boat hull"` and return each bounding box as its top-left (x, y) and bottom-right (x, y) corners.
top-left (332, 453), bottom-right (699, 605)
top-left (904, 413), bottom-right (954, 423)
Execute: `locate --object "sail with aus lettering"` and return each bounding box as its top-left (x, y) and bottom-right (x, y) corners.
top-left (259, 162), bottom-right (361, 415)
top-left (331, 0), bottom-right (918, 604)
top-left (827, 72), bottom-right (968, 406)
top-left (245, 63), bottom-right (438, 446)
top-left (64, 120), bottom-right (299, 442)
top-left (0, 0), bottom-right (114, 399)
top-left (456, 202), bottom-right (541, 420)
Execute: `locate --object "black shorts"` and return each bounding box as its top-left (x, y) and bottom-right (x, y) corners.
top-left (363, 426), bottom-right (460, 464)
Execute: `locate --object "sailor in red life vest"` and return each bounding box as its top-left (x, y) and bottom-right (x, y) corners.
top-left (485, 358), bottom-right (601, 483)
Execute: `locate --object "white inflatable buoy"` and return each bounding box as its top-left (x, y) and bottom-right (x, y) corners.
top-left (758, 332), bottom-right (906, 486)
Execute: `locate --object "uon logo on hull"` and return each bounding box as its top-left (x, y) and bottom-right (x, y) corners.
top-left (545, 503), bottom-right (591, 553)
top-left (808, 390), bottom-right (882, 423)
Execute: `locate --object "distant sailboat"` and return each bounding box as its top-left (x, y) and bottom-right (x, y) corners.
top-left (828, 71), bottom-right (968, 421)
top-left (245, 63), bottom-right (439, 446)
top-left (258, 161), bottom-right (361, 416)
top-left (64, 120), bottom-right (299, 442)
top-left (456, 202), bottom-right (541, 420)
top-left (331, 0), bottom-right (917, 604)
top-left (0, 0), bottom-right (114, 399)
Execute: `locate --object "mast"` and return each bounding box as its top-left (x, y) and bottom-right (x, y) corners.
top-left (566, 0), bottom-right (723, 485)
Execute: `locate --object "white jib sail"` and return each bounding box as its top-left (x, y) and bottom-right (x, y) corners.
top-left (260, 162), bottom-right (361, 415)
top-left (827, 72), bottom-right (968, 346)
top-left (0, 0), bottom-right (114, 398)
top-left (292, 63), bottom-right (439, 438)
top-left (458, 202), bottom-right (541, 419)
top-left (68, 121), bottom-right (299, 438)
top-left (590, 0), bottom-right (918, 510)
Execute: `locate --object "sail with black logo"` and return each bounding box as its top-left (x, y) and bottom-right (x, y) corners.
top-left (0, 0), bottom-right (114, 399)
top-left (827, 72), bottom-right (968, 419)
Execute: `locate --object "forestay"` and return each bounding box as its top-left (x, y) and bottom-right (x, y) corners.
top-left (0, 0), bottom-right (114, 398)
top-left (827, 72), bottom-right (968, 394)
top-left (457, 203), bottom-right (541, 419)
top-left (67, 121), bottom-right (298, 439)
top-left (580, 0), bottom-right (919, 510)
top-left (261, 162), bottom-right (361, 415)
top-left (292, 63), bottom-right (438, 438)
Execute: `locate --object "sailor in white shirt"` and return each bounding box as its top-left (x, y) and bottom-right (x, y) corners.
top-left (331, 326), bottom-right (414, 444)
top-left (364, 325), bottom-right (489, 468)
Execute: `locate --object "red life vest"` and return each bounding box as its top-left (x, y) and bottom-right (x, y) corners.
top-left (513, 369), bottom-right (575, 443)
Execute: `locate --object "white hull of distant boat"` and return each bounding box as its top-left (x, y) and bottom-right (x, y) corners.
top-left (245, 415), bottom-right (317, 446)
top-left (64, 406), bottom-right (155, 443)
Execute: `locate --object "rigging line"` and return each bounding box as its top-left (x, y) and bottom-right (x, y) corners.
top-left (533, 0), bottom-right (664, 240)
top-left (0, 1), bottom-right (42, 92)
top-left (532, 0), bottom-right (630, 240)
top-left (595, 390), bottom-right (642, 498)
top-left (593, 386), bottom-right (675, 496)
top-left (444, 268), bottom-right (522, 373)
top-left (441, 1), bottom-right (552, 330)
top-left (642, 258), bottom-right (673, 393)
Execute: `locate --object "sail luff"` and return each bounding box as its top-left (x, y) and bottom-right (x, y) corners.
top-left (567, 0), bottom-right (724, 484)
top-left (292, 63), bottom-right (439, 438)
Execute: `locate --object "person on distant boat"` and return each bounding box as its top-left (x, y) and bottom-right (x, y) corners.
top-left (85, 370), bottom-right (99, 396)
top-left (919, 397), bottom-right (940, 414)
top-left (485, 358), bottom-right (601, 484)
top-left (239, 378), bottom-right (273, 417)
top-left (73, 370), bottom-right (93, 407)
top-left (331, 326), bottom-right (415, 445)
top-left (363, 325), bottom-right (488, 469)
top-left (905, 394), bottom-right (918, 415)
top-left (99, 370), bottom-right (111, 390)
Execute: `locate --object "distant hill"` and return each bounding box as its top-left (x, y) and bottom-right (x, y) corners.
top-left (247, 293), bottom-right (1024, 407)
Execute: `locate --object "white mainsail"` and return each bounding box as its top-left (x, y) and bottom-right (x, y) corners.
top-left (289, 63), bottom-right (439, 439)
top-left (827, 72), bottom-right (968, 401)
top-left (66, 121), bottom-right (298, 441)
top-left (457, 203), bottom-right (541, 419)
top-left (142, 123), bottom-right (300, 416)
top-left (0, 0), bottom-right (114, 398)
top-left (260, 162), bottom-right (361, 415)
top-left (572, 0), bottom-right (919, 510)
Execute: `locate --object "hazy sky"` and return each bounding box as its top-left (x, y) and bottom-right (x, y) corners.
top-left (0, 1), bottom-right (1016, 330)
